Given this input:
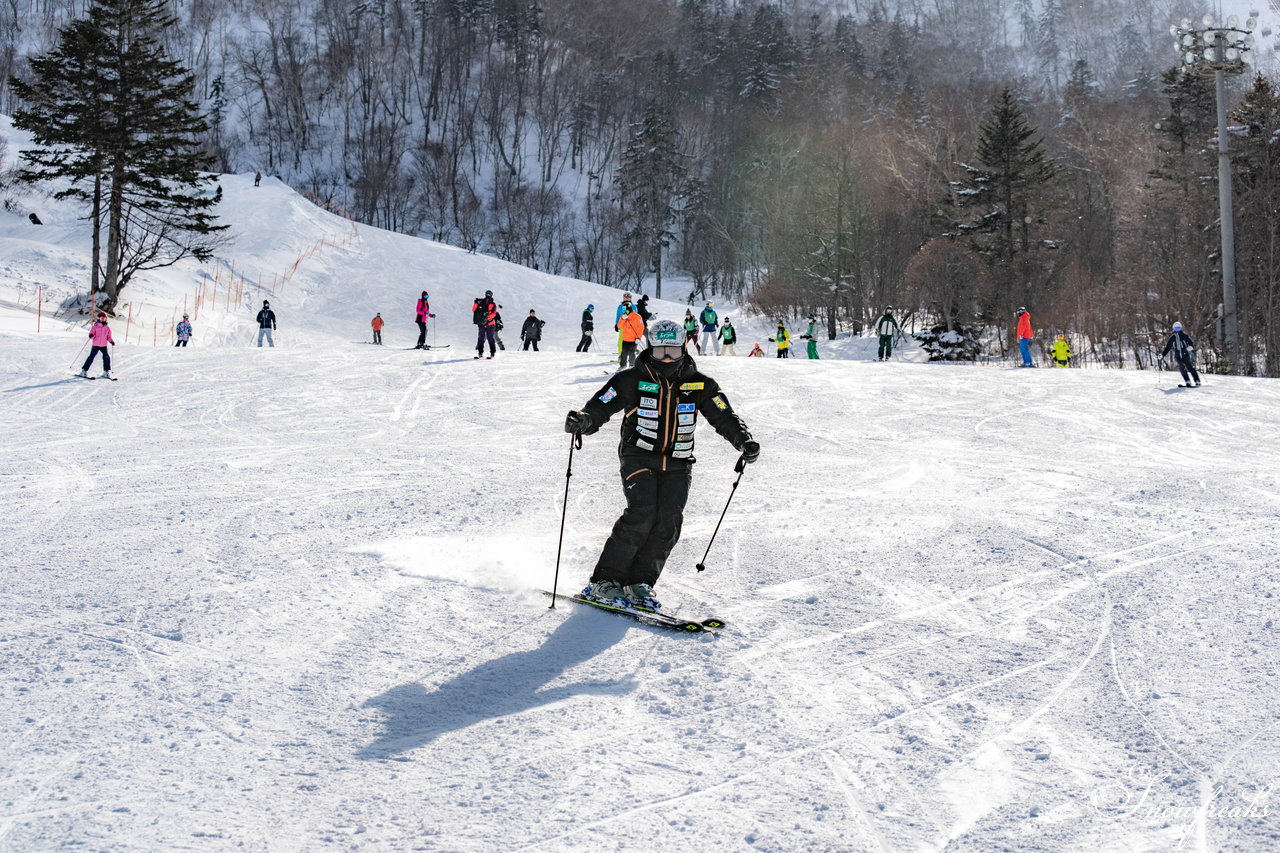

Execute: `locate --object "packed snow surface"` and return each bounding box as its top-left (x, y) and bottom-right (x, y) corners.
top-left (2, 168), bottom-right (1279, 853)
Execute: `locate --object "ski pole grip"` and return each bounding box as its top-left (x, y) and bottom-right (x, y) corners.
top-left (734, 455), bottom-right (746, 474)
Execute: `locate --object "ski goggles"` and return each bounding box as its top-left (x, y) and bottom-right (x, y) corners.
top-left (652, 345), bottom-right (684, 361)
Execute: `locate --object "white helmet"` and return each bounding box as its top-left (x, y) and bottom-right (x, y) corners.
top-left (645, 319), bottom-right (685, 350)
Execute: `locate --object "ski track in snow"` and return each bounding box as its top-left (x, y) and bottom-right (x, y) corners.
top-left (2, 172), bottom-right (1279, 851)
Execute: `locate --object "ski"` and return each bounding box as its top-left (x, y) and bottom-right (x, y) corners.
top-left (73, 374), bottom-right (116, 381)
top-left (541, 590), bottom-right (724, 634)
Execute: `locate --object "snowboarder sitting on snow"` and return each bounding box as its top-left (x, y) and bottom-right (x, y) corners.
top-left (564, 319), bottom-right (760, 612)
top-left (1051, 334), bottom-right (1070, 367)
top-left (78, 312), bottom-right (115, 378)
top-left (520, 309), bottom-right (546, 351)
top-left (1161, 322), bottom-right (1201, 387)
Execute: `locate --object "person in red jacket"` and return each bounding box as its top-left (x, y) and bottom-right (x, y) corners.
top-left (1016, 307), bottom-right (1034, 367)
top-left (472, 290), bottom-right (499, 359)
top-left (78, 312), bottom-right (115, 378)
top-left (371, 313), bottom-right (385, 345)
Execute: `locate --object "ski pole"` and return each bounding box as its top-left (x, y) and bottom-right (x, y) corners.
top-left (695, 454), bottom-right (748, 572)
top-left (69, 336), bottom-right (89, 369)
top-left (549, 431), bottom-right (583, 608)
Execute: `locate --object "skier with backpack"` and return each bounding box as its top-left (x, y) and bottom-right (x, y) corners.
top-left (563, 319), bottom-right (760, 612)
top-left (521, 310), bottom-right (546, 351)
top-left (473, 291), bottom-right (499, 359)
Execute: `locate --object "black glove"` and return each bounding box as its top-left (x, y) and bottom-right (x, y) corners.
top-left (739, 439), bottom-right (760, 464)
top-left (565, 410), bottom-right (592, 435)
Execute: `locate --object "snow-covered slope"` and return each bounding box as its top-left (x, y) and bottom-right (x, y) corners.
top-left (1, 157), bottom-right (1278, 851)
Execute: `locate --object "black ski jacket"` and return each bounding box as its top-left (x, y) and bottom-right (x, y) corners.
top-left (581, 309), bottom-right (594, 332)
top-left (580, 351), bottom-right (752, 471)
top-left (256, 308), bottom-right (276, 329)
top-left (1162, 331), bottom-right (1196, 360)
top-left (521, 316), bottom-right (545, 341)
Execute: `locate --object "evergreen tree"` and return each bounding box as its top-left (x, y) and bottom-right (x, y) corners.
top-left (616, 99), bottom-right (687, 298)
top-left (949, 87), bottom-right (1058, 316)
top-left (10, 0), bottom-right (225, 312)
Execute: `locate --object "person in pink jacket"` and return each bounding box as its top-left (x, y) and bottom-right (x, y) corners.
top-left (78, 312), bottom-right (115, 378)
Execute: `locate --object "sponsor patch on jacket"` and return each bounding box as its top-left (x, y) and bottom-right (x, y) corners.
top-left (677, 424), bottom-right (695, 435)
top-left (711, 394), bottom-right (728, 411)
top-left (678, 413), bottom-right (695, 425)
top-left (634, 438), bottom-right (655, 451)
top-left (679, 382), bottom-right (705, 391)
top-left (638, 381), bottom-right (660, 392)
top-left (672, 450), bottom-right (693, 459)
top-left (641, 397), bottom-right (658, 408)
top-left (599, 387), bottom-right (617, 403)
top-left (677, 403), bottom-right (696, 413)
top-left (674, 441), bottom-right (694, 451)
top-left (637, 426), bottom-right (658, 440)
top-left (638, 418), bottom-right (659, 431)
top-left (638, 408), bottom-right (660, 419)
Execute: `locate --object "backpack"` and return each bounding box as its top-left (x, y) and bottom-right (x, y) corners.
top-left (472, 300), bottom-right (487, 325)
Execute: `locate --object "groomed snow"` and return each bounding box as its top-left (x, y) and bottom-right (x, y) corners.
top-left (2, 151), bottom-right (1278, 852)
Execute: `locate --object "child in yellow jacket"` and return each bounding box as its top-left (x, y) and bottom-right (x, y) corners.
top-left (1051, 335), bottom-right (1070, 367)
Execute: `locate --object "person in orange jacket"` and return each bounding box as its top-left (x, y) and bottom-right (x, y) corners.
top-left (617, 304), bottom-right (646, 368)
top-left (1016, 307), bottom-right (1034, 367)
top-left (371, 313), bottom-right (385, 345)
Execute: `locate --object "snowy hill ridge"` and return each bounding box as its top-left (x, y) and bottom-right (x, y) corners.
top-left (2, 152), bottom-right (1279, 850)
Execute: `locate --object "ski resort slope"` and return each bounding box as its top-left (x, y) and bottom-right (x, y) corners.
top-left (2, 181), bottom-right (1279, 852)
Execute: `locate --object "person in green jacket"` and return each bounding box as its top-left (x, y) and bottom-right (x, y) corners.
top-left (683, 309), bottom-right (700, 354)
top-left (769, 321), bottom-right (791, 358)
top-left (876, 307), bottom-right (900, 361)
top-left (719, 317), bottom-right (738, 356)
top-left (1051, 335), bottom-right (1071, 367)
top-left (801, 315), bottom-right (819, 359)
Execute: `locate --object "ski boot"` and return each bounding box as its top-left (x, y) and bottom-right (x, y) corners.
top-left (623, 583), bottom-right (662, 613)
top-left (101, 370), bottom-right (113, 380)
top-left (582, 580), bottom-right (629, 608)
top-left (76, 369), bottom-right (88, 378)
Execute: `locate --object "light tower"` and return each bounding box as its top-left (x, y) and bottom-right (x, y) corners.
top-left (1171, 11), bottom-right (1257, 375)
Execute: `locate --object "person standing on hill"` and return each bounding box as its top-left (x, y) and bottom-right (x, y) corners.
top-left (1161, 322), bottom-right (1201, 387)
top-left (719, 317), bottom-right (738, 356)
top-left (617, 303), bottom-right (645, 368)
top-left (473, 290), bottom-right (498, 359)
top-left (683, 309), bottom-right (700, 354)
top-left (563, 318), bottom-right (760, 613)
top-left (1051, 335), bottom-right (1071, 367)
top-left (636, 294), bottom-right (652, 326)
top-left (521, 309), bottom-right (546, 351)
top-left (801, 316), bottom-right (820, 360)
top-left (576, 304), bottom-right (595, 352)
top-left (371, 313), bottom-right (385, 345)
top-left (614, 292), bottom-right (634, 359)
top-left (769, 321), bottom-right (791, 358)
top-left (77, 312), bottom-right (115, 378)
top-left (175, 314), bottom-right (192, 347)
top-left (256, 300), bottom-right (277, 347)
top-left (1016, 307), bottom-right (1034, 367)
top-left (699, 301), bottom-right (720, 355)
top-left (414, 291), bottom-right (435, 349)
top-left (876, 307), bottom-right (900, 361)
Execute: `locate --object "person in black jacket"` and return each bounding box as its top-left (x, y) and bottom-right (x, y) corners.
top-left (256, 300), bottom-right (277, 347)
top-left (1161, 322), bottom-right (1201, 386)
top-left (520, 309), bottom-right (546, 351)
top-left (576, 304), bottom-right (594, 352)
top-left (564, 319), bottom-right (760, 612)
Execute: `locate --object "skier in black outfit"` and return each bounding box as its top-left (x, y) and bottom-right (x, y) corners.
top-left (564, 319), bottom-right (760, 613)
top-left (255, 300), bottom-right (277, 347)
top-left (1161, 322), bottom-right (1201, 386)
top-left (520, 310), bottom-right (545, 351)
top-left (576, 304), bottom-right (594, 352)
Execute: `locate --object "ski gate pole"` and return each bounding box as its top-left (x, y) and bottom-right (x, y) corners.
top-left (548, 431), bottom-right (582, 608)
top-left (695, 454), bottom-right (748, 572)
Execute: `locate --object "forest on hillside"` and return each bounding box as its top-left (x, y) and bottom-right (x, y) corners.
top-left (0, 0), bottom-right (1276, 373)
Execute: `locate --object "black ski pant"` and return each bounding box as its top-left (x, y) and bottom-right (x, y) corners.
top-left (522, 338), bottom-right (539, 351)
top-left (416, 320), bottom-right (427, 347)
top-left (83, 346), bottom-right (111, 371)
top-left (175, 340), bottom-right (188, 347)
top-left (591, 460), bottom-right (692, 588)
top-left (1174, 353), bottom-right (1200, 385)
top-left (878, 334), bottom-right (893, 359)
top-left (475, 325), bottom-right (496, 356)
top-left (576, 333), bottom-right (592, 352)
top-left (620, 340), bottom-right (638, 367)
top-left (373, 330), bottom-right (382, 344)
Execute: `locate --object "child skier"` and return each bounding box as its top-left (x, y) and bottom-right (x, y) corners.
top-left (78, 312), bottom-right (115, 378)
top-left (748, 343), bottom-right (765, 358)
top-left (175, 314), bottom-right (192, 347)
top-left (563, 319), bottom-right (760, 612)
top-left (1051, 334), bottom-right (1070, 367)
